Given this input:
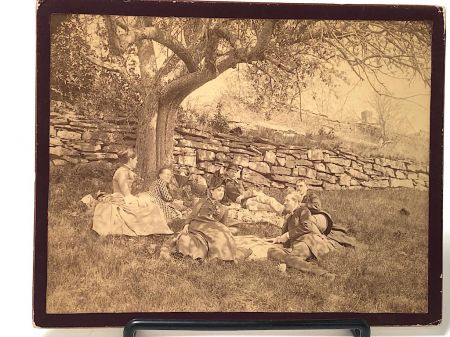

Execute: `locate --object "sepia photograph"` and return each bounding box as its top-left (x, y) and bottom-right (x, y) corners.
top-left (34, 1), bottom-right (443, 328)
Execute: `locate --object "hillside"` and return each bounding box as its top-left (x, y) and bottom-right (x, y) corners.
top-left (178, 94), bottom-right (430, 164)
top-left (179, 66), bottom-right (430, 164)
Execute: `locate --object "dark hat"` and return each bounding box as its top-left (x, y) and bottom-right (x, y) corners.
top-left (226, 163), bottom-right (240, 171)
top-left (209, 175), bottom-right (225, 190)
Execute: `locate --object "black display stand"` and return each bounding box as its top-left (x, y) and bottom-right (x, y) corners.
top-left (123, 319), bottom-right (370, 337)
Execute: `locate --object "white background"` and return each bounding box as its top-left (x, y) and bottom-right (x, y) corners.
top-left (0, 0), bottom-right (447, 336)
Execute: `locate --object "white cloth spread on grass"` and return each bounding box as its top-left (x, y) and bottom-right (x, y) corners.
top-left (234, 235), bottom-right (278, 260)
top-left (227, 203), bottom-right (284, 228)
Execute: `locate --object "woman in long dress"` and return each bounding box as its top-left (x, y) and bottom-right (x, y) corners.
top-left (92, 148), bottom-right (173, 236)
top-left (139, 167), bottom-right (181, 222)
top-left (167, 176), bottom-right (251, 262)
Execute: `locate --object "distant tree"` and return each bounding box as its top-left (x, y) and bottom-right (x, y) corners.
top-left (51, 16), bottom-right (431, 185)
top-left (368, 92), bottom-right (401, 144)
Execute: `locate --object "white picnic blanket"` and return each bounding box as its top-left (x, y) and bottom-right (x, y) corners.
top-left (234, 235), bottom-right (278, 260)
top-left (227, 202), bottom-right (284, 228)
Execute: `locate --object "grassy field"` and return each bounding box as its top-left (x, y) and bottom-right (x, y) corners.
top-left (46, 165), bottom-right (429, 314)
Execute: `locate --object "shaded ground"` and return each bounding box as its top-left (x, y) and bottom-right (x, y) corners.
top-left (46, 166), bottom-right (428, 314)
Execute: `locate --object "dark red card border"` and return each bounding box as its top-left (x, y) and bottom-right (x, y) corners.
top-left (34, 0), bottom-right (444, 328)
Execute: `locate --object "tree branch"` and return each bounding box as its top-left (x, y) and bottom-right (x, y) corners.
top-left (85, 55), bottom-right (128, 76)
top-left (161, 20), bottom-right (276, 104)
top-left (216, 20), bottom-right (276, 73)
top-left (111, 16), bottom-right (129, 32)
top-left (104, 16), bottom-right (122, 56)
top-left (161, 69), bottom-right (216, 104)
top-left (154, 53), bottom-right (178, 83)
top-left (324, 37), bottom-right (364, 80)
top-left (248, 20), bottom-right (276, 60)
top-left (212, 26), bottom-right (239, 50)
top-left (265, 55), bottom-right (295, 74)
top-left (203, 27), bottom-right (221, 73)
top-left (130, 26), bottom-right (198, 73)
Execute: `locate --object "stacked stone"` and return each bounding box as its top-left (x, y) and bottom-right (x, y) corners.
top-left (49, 101), bottom-right (136, 166)
top-left (48, 101), bottom-right (429, 191)
top-left (172, 127), bottom-right (429, 191)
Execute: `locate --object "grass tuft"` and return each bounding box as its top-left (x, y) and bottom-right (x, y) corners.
top-left (46, 166), bottom-right (428, 314)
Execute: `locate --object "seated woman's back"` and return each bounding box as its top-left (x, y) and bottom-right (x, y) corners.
top-left (112, 166), bottom-right (135, 196)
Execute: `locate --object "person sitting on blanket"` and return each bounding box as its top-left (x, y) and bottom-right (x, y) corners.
top-left (221, 164), bottom-right (284, 214)
top-left (289, 179), bottom-right (353, 239)
top-left (290, 178), bottom-right (322, 212)
top-left (92, 147), bottom-right (173, 236)
top-left (139, 167), bottom-right (183, 223)
top-left (164, 175), bottom-right (252, 262)
top-left (267, 192), bottom-right (357, 280)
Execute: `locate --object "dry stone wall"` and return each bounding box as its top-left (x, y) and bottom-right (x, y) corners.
top-left (49, 101), bottom-right (429, 191)
top-left (49, 101), bottom-right (137, 166)
top-left (172, 128), bottom-right (429, 191)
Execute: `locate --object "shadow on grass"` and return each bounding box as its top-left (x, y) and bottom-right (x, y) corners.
top-left (45, 165), bottom-right (431, 317)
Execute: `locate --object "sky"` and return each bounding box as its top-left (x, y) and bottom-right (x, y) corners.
top-left (78, 14), bottom-right (431, 134)
top-left (183, 64), bottom-right (431, 135)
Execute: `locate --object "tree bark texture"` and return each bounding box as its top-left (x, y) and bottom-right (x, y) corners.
top-left (136, 91), bottom-right (158, 186)
top-left (134, 20), bottom-right (275, 186)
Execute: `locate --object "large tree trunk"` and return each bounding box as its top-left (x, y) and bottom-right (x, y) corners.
top-left (131, 20), bottom-right (275, 187)
top-left (135, 18), bottom-right (160, 186)
top-left (138, 69), bottom-right (216, 186)
top-left (137, 95), bottom-right (180, 186)
top-left (137, 87), bottom-right (211, 186)
top-left (155, 100), bottom-right (174, 170)
top-left (136, 90), bottom-right (158, 186)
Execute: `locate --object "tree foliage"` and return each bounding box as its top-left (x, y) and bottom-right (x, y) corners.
top-left (240, 20), bottom-right (431, 119)
top-left (50, 15), bottom-right (142, 116)
top-left (50, 15), bottom-right (432, 180)
top-left (52, 16), bottom-right (431, 106)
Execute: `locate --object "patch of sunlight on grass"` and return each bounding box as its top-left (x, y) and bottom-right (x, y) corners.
top-left (46, 168), bottom-right (429, 314)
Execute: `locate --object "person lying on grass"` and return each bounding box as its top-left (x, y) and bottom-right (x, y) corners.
top-left (220, 164), bottom-right (284, 214)
top-left (222, 167), bottom-right (326, 216)
top-left (162, 175), bottom-right (252, 262)
top-left (266, 192), bottom-right (357, 280)
top-left (92, 147), bottom-right (173, 236)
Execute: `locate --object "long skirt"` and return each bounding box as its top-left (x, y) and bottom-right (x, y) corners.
top-left (173, 219), bottom-right (237, 261)
top-left (138, 192), bottom-right (180, 222)
top-left (92, 193), bottom-right (173, 236)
